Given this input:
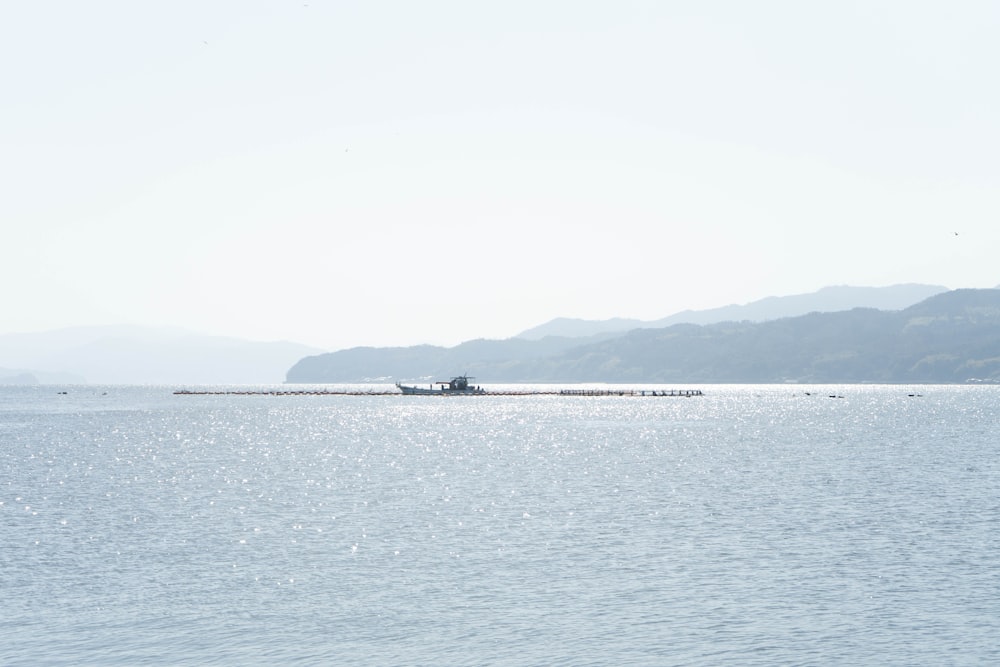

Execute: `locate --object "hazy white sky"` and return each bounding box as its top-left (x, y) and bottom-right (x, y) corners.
top-left (3, 1), bottom-right (998, 350)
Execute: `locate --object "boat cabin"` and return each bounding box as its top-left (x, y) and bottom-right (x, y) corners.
top-left (442, 375), bottom-right (474, 391)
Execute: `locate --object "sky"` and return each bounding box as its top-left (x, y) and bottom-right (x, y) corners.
top-left (3, 1), bottom-right (999, 351)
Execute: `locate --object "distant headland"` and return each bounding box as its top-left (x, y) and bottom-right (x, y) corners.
top-left (287, 286), bottom-right (1000, 385)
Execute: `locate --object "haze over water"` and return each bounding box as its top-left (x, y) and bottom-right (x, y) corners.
top-left (6, 3), bottom-right (1000, 349)
top-left (3, 384), bottom-right (998, 664)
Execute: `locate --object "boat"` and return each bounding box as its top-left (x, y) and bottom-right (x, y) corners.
top-left (396, 375), bottom-right (486, 395)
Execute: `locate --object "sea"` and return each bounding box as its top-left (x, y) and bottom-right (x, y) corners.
top-left (2, 383), bottom-right (998, 666)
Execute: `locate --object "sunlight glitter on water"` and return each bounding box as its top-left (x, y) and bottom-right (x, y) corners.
top-left (2, 385), bottom-right (999, 664)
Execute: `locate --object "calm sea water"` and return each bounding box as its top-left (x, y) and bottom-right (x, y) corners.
top-left (2, 384), bottom-right (998, 665)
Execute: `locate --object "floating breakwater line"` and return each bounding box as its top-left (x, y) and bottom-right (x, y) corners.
top-left (173, 388), bottom-right (704, 397)
top-left (557, 388), bottom-right (703, 397)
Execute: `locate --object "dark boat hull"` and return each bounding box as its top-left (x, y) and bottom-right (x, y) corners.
top-left (397, 383), bottom-right (485, 395)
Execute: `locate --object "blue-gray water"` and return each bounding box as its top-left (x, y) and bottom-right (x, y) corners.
top-left (2, 384), bottom-right (998, 665)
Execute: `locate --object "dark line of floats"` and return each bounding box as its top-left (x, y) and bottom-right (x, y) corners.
top-left (173, 388), bottom-right (704, 397)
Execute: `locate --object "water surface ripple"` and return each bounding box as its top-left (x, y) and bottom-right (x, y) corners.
top-left (2, 385), bottom-right (998, 665)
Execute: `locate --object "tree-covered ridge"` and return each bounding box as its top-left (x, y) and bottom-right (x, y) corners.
top-left (287, 289), bottom-right (1000, 384)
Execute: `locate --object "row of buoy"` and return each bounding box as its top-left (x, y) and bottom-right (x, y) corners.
top-left (174, 388), bottom-right (705, 397)
top-left (559, 389), bottom-right (703, 397)
top-left (173, 390), bottom-right (397, 396)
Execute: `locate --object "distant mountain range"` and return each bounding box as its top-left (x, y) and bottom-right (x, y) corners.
top-left (4, 284), bottom-right (991, 385)
top-left (0, 326), bottom-right (322, 385)
top-left (288, 284), bottom-right (1000, 384)
top-left (515, 283), bottom-right (948, 339)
